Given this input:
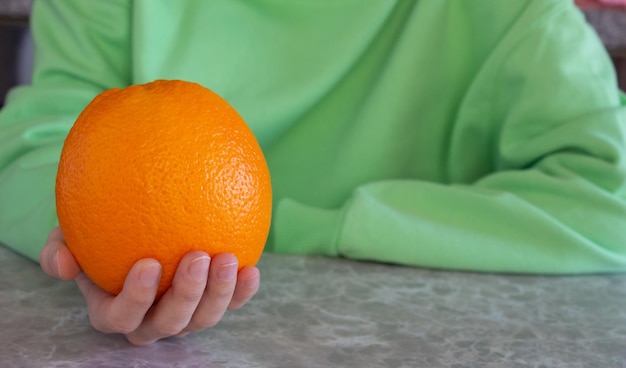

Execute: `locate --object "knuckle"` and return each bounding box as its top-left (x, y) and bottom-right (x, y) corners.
top-left (212, 286), bottom-right (234, 300)
top-left (87, 307), bottom-right (109, 333)
top-left (88, 315), bottom-right (107, 333)
top-left (190, 317), bottom-right (220, 330)
top-left (173, 288), bottom-right (205, 304)
top-left (97, 309), bottom-right (141, 335)
top-left (153, 321), bottom-right (184, 337)
top-left (103, 312), bottom-right (138, 334)
top-left (194, 309), bottom-right (227, 329)
top-left (116, 295), bottom-right (153, 312)
top-left (125, 294), bottom-right (153, 309)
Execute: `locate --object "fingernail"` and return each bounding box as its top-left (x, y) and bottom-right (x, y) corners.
top-left (189, 256), bottom-right (211, 281)
top-left (139, 262), bottom-right (161, 288)
top-left (218, 262), bottom-right (238, 281)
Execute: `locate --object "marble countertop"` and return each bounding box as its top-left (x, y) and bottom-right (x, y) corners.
top-left (1, 245), bottom-right (625, 367)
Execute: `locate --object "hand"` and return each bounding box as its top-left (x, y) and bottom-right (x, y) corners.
top-left (39, 227), bottom-right (261, 345)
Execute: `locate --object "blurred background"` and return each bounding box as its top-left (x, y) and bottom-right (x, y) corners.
top-left (1, 0), bottom-right (32, 108)
top-left (0, 0), bottom-right (624, 109)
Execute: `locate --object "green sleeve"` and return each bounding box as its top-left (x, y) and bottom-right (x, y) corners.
top-left (0, 0), bottom-right (130, 261)
top-left (272, 3), bottom-right (626, 273)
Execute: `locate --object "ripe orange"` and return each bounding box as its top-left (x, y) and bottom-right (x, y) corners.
top-left (56, 80), bottom-right (272, 298)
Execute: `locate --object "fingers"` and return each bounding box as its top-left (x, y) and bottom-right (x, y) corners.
top-left (126, 251), bottom-right (211, 345)
top-left (39, 227), bottom-right (81, 280)
top-left (182, 253), bottom-right (239, 333)
top-left (70, 250), bottom-right (259, 346)
top-left (74, 262), bottom-right (162, 342)
top-left (76, 259), bottom-right (162, 336)
top-left (228, 266), bottom-right (260, 310)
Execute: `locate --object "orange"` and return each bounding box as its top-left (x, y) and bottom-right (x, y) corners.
top-left (56, 80), bottom-right (272, 298)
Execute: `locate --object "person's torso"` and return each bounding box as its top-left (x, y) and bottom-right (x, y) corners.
top-left (130, 0), bottom-right (531, 207)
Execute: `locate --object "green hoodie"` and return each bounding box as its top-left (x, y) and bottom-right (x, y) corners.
top-left (1, 0), bottom-right (625, 273)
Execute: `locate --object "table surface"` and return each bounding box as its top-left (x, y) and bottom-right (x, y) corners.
top-left (1, 245), bottom-right (625, 368)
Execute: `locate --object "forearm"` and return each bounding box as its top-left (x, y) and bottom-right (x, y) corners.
top-left (0, 0), bottom-right (131, 260)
